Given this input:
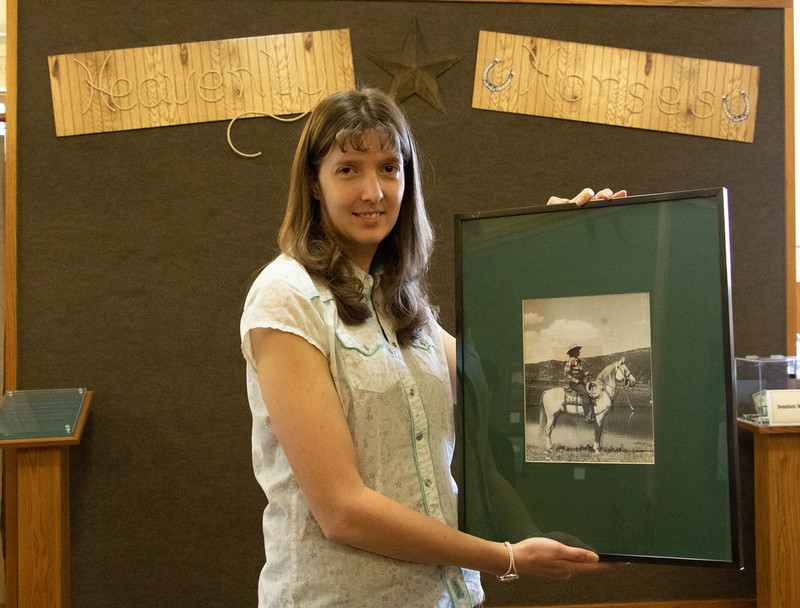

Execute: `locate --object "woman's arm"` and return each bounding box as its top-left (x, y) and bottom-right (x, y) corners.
top-left (251, 326), bottom-right (614, 579)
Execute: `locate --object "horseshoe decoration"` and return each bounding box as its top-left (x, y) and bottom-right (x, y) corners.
top-left (721, 90), bottom-right (751, 123)
top-left (482, 58), bottom-right (514, 93)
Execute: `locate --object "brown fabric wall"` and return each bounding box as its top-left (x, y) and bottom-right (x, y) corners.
top-left (16, 1), bottom-right (782, 605)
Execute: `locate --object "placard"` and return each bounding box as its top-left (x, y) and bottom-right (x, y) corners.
top-left (753, 389), bottom-right (800, 425)
top-left (0, 388), bottom-right (90, 443)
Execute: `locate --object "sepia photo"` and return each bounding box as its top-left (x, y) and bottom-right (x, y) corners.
top-left (523, 292), bottom-right (655, 464)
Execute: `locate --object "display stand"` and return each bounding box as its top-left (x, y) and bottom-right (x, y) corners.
top-left (737, 420), bottom-right (800, 608)
top-left (0, 389), bottom-right (92, 608)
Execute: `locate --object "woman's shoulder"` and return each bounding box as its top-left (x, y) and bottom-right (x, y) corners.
top-left (249, 254), bottom-right (331, 302)
top-left (240, 254), bottom-right (334, 360)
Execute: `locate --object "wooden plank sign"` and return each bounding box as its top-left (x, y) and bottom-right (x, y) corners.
top-left (473, 30), bottom-right (759, 143)
top-left (48, 29), bottom-right (355, 137)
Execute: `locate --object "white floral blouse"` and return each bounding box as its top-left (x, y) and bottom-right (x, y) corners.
top-left (241, 254), bottom-right (484, 608)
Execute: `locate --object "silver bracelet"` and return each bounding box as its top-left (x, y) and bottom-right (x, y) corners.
top-left (497, 541), bottom-right (519, 582)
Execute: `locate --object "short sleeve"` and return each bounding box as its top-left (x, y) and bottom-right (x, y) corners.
top-left (240, 261), bottom-right (330, 370)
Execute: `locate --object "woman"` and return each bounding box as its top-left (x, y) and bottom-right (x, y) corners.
top-left (241, 88), bottom-right (624, 607)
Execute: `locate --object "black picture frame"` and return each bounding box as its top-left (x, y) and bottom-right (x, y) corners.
top-left (455, 188), bottom-right (742, 566)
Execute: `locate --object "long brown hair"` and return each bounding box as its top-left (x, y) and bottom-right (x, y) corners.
top-left (278, 88), bottom-right (435, 345)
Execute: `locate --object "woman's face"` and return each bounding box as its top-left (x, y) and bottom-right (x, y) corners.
top-left (313, 130), bottom-right (404, 272)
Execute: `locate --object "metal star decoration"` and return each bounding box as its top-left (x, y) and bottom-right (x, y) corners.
top-left (368, 18), bottom-right (463, 114)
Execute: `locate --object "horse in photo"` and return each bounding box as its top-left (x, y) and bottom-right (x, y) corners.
top-left (540, 357), bottom-right (635, 452)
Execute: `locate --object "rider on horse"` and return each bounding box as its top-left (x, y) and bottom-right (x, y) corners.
top-left (563, 345), bottom-right (598, 422)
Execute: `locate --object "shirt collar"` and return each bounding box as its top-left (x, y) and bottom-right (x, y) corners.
top-left (348, 259), bottom-right (382, 294)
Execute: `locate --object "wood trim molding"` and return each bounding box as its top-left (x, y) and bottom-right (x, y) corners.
top-left (494, 599), bottom-right (756, 608)
top-left (4, 0), bottom-right (20, 605)
top-left (786, 6), bottom-right (797, 355)
top-left (2, 2), bottom-right (790, 608)
top-left (5, 0), bottom-right (18, 393)
top-left (414, 0), bottom-right (791, 8)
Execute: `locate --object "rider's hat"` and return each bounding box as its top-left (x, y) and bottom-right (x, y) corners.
top-left (567, 344), bottom-right (582, 357)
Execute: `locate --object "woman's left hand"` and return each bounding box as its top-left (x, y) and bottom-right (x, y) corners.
top-left (547, 188), bottom-right (627, 207)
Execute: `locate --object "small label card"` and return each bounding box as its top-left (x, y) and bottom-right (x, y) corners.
top-left (753, 390), bottom-right (800, 425)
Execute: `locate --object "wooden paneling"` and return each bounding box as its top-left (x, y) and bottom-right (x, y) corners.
top-left (751, 427), bottom-right (800, 608)
top-left (17, 447), bottom-right (70, 608)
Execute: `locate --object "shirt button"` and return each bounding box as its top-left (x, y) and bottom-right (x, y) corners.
top-left (424, 479), bottom-right (433, 488)
top-left (416, 432), bottom-right (423, 441)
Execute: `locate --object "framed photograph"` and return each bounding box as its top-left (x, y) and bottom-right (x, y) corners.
top-left (455, 188), bottom-right (741, 566)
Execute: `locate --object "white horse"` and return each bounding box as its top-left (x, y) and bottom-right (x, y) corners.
top-left (539, 358), bottom-right (635, 453)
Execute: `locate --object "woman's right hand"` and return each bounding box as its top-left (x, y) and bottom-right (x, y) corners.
top-left (547, 188), bottom-right (627, 207)
top-left (511, 537), bottom-right (619, 580)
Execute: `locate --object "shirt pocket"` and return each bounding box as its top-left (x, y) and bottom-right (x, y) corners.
top-left (408, 336), bottom-right (449, 392)
top-left (336, 327), bottom-right (398, 393)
